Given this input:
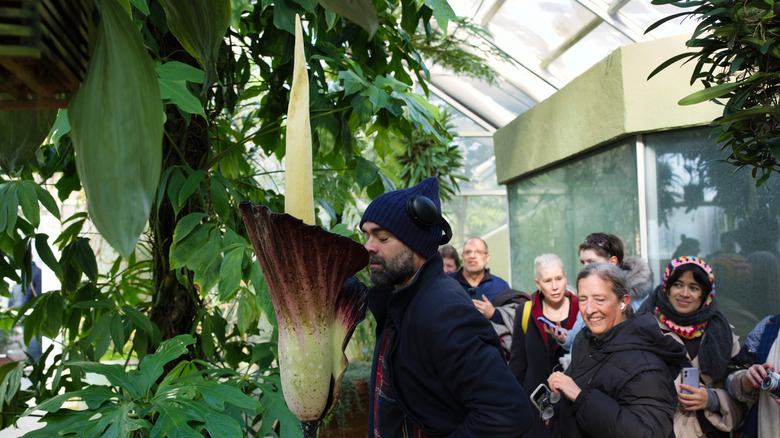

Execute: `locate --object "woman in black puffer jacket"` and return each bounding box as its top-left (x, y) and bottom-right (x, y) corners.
top-left (548, 263), bottom-right (687, 438)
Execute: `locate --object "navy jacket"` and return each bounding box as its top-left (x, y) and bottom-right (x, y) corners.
top-left (559, 313), bottom-right (687, 438)
top-left (451, 268), bottom-right (510, 303)
top-left (368, 253), bottom-right (533, 437)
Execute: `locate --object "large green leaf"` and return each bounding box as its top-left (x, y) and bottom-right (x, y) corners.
top-left (69, 362), bottom-right (142, 399)
top-left (149, 398), bottom-right (209, 438)
top-left (315, 0), bottom-right (378, 38)
top-left (121, 304), bottom-right (155, 336)
top-left (69, 0), bottom-right (163, 258)
top-left (60, 402), bottom-right (148, 438)
top-left (0, 109), bottom-right (58, 174)
top-left (134, 334), bottom-right (194, 394)
top-left (218, 246), bottom-right (244, 300)
top-left (256, 373), bottom-right (302, 438)
top-left (24, 386), bottom-right (122, 415)
top-left (22, 408), bottom-right (104, 437)
top-left (158, 0), bottom-right (231, 86)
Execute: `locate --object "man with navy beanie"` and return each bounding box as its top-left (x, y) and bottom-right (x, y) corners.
top-left (360, 176), bottom-right (533, 437)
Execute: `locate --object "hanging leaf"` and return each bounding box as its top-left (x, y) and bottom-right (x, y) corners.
top-left (158, 0), bottom-right (231, 87)
top-left (314, 0), bottom-right (378, 38)
top-left (0, 109), bottom-right (58, 174)
top-left (69, 0), bottom-right (164, 258)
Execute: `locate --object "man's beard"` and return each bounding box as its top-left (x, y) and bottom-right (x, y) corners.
top-left (369, 246), bottom-right (417, 288)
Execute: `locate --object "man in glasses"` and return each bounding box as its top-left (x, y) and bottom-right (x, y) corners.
top-left (453, 237), bottom-right (511, 322)
top-left (360, 177), bottom-right (532, 437)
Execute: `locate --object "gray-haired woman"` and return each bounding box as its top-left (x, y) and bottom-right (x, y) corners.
top-left (548, 263), bottom-right (687, 438)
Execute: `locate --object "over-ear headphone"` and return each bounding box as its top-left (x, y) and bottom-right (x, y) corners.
top-left (405, 195), bottom-right (453, 245)
top-left (620, 303), bottom-right (626, 311)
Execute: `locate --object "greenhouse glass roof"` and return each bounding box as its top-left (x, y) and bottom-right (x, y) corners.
top-left (435, 0), bottom-right (701, 199)
top-left (436, 0), bottom-right (700, 133)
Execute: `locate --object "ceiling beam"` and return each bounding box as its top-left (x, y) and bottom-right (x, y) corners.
top-left (539, 0), bottom-right (647, 69)
top-left (479, 0), bottom-right (507, 26)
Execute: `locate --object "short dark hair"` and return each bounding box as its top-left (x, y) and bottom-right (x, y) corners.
top-left (439, 244), bottom-right (461, 269)
top-left (578, 233), bottom-right (624, 264)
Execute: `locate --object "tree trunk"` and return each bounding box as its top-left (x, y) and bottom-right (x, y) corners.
top-left (147, 23), bottom-right (211, 347)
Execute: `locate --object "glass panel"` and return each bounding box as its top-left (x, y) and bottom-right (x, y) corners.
top-left (644, 127), bottom-right (780, 340)
top-left (547, 21), bottom-right (633, 81)
top-left (507, 140), bottom-right (639, 294)
top-left (427, 92), bottom-right (489, 133)
top-left (442, 194), bottom-right (507, 251)
top-left (622, 0), bottom-right (699, 37)
top-left (452, 137), bottom-right (503, 195)
top-left (488, 0), bottom-right (596, 62)
top-left (441, 136), bottom-right (507, 249)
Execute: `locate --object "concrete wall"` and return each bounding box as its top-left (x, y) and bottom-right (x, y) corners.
top-left (494, 35), bottom-right (723, 184)
top-left (482, 224), bottom-right (510, 284)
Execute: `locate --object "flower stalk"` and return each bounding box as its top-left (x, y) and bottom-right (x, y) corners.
top-left (284, 14), bottom-right (315, 225)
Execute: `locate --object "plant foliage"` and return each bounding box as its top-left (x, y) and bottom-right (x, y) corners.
top-left (0, 0), bottom-right (486, 435)
top-left (648, 0), bottom-right (780, 185)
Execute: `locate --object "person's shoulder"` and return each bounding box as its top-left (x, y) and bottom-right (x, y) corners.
top-left (486, 271), bottom-right (510, 287)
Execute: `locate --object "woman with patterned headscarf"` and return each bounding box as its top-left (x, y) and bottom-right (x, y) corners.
top-left (638, 256), bottom-right (745, 438)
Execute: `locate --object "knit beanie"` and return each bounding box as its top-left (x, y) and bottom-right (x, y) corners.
top-left (661, 255), bottom-right (716, 295)
top-left (360, 176), bottom-right (443, 258)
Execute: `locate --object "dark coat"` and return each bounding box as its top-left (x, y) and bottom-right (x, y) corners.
top-left (451, 268), bottom-right (510, 302)
top-left (368, 253), bottom-right (533, 437)
top-left (508, 290), bottom-right (579, 437)
top-left (559, 313), bottom-right (687, 438)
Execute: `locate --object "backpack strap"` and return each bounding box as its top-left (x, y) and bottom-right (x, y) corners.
top-left (521, 300), bottom-right (533, 334)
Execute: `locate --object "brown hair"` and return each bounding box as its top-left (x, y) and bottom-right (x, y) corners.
top-left (578, 233), bottom-right (625, 264)
top-left (439, 244), bottom-right (461, 270)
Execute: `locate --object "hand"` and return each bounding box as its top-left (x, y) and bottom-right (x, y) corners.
top-left (548, 371), bottom-right (581, 402)
top-left (472, 295), bottom-right (495, 319)
top-left (678, 384), bottom-right (708, 411)
top-left (741, 363), bottom-right (774, 394)
top-left (543, 321), bottom-right (567, 343)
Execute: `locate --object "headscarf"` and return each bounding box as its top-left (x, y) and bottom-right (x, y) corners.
top-left (638, 256), bottom-right (733, 381)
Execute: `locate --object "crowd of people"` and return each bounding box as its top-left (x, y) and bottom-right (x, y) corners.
top-left (358, 177), bottom-right (779, 437)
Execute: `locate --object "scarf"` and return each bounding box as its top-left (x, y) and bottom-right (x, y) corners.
top-left (638, 256), bottom-right (733, 381)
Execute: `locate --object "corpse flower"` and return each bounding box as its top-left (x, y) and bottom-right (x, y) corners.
top-left (239, 204), bottom-right (368, 437)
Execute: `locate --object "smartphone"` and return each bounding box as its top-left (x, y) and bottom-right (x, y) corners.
top-left (537, 316), bottom-right (558, 328)
top-left (681, 367), bottom-right (699, 395)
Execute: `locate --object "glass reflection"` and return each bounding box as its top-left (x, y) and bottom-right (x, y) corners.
top-left (645, 127), bottom-right (780, 339)
top-left (507, 140), bottom-right (640, 293)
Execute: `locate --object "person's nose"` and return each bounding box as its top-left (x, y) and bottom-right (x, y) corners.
top-left (364, 237), bottom-right (378, 253)
top-left (551, 279), bottom-right (559, 290)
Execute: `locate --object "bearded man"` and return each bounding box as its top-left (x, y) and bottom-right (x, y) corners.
top-left (360, 176), bottom-right (532, 437)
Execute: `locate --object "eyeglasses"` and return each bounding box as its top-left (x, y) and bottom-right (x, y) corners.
top-left (463, 250), bottom-right (487, 257)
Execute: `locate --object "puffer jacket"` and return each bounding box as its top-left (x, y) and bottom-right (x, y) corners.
top-left (559, 313), bottom-right (687, 438)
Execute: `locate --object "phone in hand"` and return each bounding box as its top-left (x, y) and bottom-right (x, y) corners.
top-left (681, 367), bottom-right (699, 395)
top-left (537, 316), bottom-right (558, 328)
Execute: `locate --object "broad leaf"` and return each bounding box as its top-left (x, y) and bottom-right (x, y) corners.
top-left (315, 0), bottom-right (378, 38)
